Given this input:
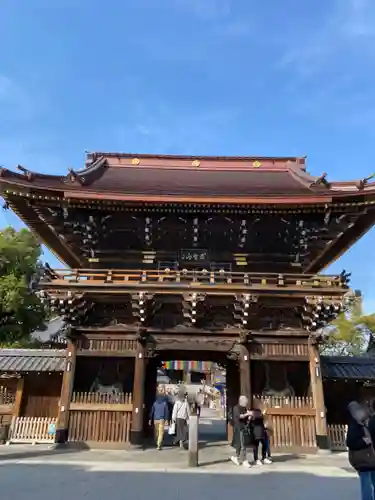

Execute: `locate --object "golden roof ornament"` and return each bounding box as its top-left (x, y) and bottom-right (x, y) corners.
top-left (131, 158), bottom-right (140, 166)
top-left (252, 160), bottom-right (262, 168)
top-left (192, 160), bottom-right (200, 167)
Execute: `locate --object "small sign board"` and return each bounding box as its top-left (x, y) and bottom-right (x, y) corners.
top-left (48, 423), bottom-right (56, 435)
top-left (180, 249), bottom-right (208, 263)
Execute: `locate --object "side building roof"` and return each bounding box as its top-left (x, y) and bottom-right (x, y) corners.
top-left (0, 349), bottom-right (66, 373)
top-left (321, 355), bottom-right (375, 381)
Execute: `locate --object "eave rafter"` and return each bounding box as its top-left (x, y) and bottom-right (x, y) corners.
top-left (10, 197), bottom-right (372, 272)
top-left (2, 194), bottom-right (82, 267)
top-left (306, 208), bottom-right (375, 272)
top-left (300, 295), bottom-right (345, 331)
top-left (38, 290), bottom-right (94, 326)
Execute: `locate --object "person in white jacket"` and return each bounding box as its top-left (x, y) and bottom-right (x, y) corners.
top-left (172, 393), bottom-right (190, 448)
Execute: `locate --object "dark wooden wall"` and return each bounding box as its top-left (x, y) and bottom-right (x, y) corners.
top-left (251, 361), bottom-right (310, 396)
top-left (21, 373), bottom-right (62, 418)
top-left (324, 380), bottom-right (375, 424)
top-left (74, 357), bottom-right (135, 393)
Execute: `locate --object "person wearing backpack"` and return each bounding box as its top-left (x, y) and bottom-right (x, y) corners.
top-left (346, 401), bottom-right (375, 500)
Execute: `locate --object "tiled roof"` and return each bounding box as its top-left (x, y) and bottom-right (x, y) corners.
top-left (322, 355), bottom-right (375, 380)
top-left (0, 349), bottom-right (66, 373)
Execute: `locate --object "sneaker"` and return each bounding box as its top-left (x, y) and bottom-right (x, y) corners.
top-left (230, 456), bottom-right (240, 466)
top-left (157, 446), bottom-right (162, 451)
top-left (263, 458), bottom-right (272, 464)
top-left (242, 460), bottom-right (251, 468)
top-left (255, 460), bottom-right (263, 466)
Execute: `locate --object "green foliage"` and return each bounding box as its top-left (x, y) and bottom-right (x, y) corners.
top-left (320, 292), bottom-right (375, 356)
top-left (0, 227), bottom-right (47, 346)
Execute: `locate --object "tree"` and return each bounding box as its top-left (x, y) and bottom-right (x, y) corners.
top-left (320, 291), bottom-right (375, 356)
top-left (0, 227), bottom-right (47, 347)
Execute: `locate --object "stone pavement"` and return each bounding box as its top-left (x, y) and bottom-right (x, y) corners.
top-left (0, 443), bottom-right (360, 500)
top-left (0, 411), bottom-right (358, 500)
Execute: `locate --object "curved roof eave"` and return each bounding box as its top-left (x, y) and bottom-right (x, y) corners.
top-left (1, 160), bottom-right (375, 204)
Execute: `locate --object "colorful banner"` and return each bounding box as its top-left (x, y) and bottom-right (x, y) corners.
top-left (163, 360), bottom-right (213, 372)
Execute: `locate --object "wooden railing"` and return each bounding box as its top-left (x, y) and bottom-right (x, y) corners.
top-left (257, 395), bottom-right (314, 410)
top-left (41, 268), bottom-right (347, 291)
top-left (71, 392), bottom-right (132, 405)
top-left (7, 417), bottom-right (57, 444)
top-left (328, 424), bottom-right (347, 451)
top-left (68, 392), bottom-right (133, 444)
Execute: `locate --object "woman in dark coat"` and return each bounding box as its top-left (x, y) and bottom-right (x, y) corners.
top-left (346, 401), bottom-right (375, 500)
top-left (230, 395), bottom-right (252, 468)
top-left (249, 405), bottom-right (268, 465)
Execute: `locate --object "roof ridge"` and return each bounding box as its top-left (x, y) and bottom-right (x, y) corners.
top-left (87, 152), bottom-right (306, 162)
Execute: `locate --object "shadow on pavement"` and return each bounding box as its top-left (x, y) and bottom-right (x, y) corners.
top-left (0, 443), bottom-right (89, 462)
top-left (0, 461), bottom-right (359, 500)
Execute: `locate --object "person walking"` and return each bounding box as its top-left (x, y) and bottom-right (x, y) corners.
top-left (346, 401), bottom-right (375, 500)
top-left (230, 395), bottom-right (252, 468)
top-left (172, 392), bottom-right (190, 448)
top-left (149, 392), bottom-right (169, 450)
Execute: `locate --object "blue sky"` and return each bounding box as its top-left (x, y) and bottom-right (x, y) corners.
top-left (1, 0), bottom-right (375, 310)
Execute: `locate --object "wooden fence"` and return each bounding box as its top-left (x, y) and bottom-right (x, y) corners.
top-left (68, 392), bottom-right (133, 444)
top-left (328, 424), bottom-right (347, 451)
top-left (253, 395), bottom-right (316, 450)
top-left (7, 417), bottom-right (57, 444)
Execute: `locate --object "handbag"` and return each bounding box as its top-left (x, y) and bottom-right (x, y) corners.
top-left (349, 426), bottom-right (375, 471)
top-left (168, 422), bottom-right (176, 436)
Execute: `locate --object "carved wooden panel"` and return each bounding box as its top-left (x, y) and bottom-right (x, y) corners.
top-left (77, 338), bottom-right (137, 353)
top-left (250, 342), bottom-right (309, 358)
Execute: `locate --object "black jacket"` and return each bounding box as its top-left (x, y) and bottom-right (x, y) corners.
top-left (346, 416), bottom-right (375, 471)
top-left (250, 409), bottom-right (266, 441)
top-left (233, 405), bottom-right (248, 430)
top-left (231, 405), bottom-right (251, 449)
top-left (347, 417), bottom-right (375, 450)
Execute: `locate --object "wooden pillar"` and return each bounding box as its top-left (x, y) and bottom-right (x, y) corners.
top-left (239, 344), bottom-right (251, 403)
top-left (130, 342), bottom-right (146, 446)
top-left (13, 377), bottom-right (25, 417)
top-left (143, 357), bottom-right (158, 440)
top-left (188, 405), bottom-right (199, 467)
top-left (226, 359), bottom-right (239, 443)
top-left (56, 339), bottom-right (77, 444)
top-left (309, 342), bottom-right (328, 450)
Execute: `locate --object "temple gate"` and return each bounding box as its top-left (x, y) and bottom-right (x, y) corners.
top-left (2, 152), bottom-right (375, 450)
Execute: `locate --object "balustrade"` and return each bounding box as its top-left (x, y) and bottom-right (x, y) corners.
top-left (42, 268), bottom-right (347, 289)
